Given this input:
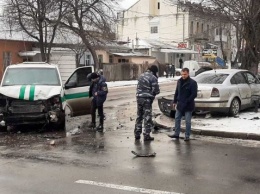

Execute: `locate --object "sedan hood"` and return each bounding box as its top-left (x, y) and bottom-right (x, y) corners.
top-left (0, 85), bottom-right (62, 100)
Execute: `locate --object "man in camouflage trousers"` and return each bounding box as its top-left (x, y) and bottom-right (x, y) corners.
top-left (134, 65), bottom-right (160, 141)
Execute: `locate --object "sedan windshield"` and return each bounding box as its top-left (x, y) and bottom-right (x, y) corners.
top-left (2, 68), bottom-right (61, 86)
top-left (195, 73), bottom-right (229, 84)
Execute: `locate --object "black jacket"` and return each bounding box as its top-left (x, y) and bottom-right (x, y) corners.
top-left (89, 75), bottom-right (108, 106)
top-left (173, 77), bottom-right (197, 113)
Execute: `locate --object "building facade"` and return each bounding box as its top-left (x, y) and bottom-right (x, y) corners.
top-left (0, 39), bottom-right (33, 79)
top-left (117, 0), bottom-right (233, 66)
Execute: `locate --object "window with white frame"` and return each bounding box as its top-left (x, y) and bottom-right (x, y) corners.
top-left (109, 55), bottom-right (113, 63)
top-left (190, 21), bottom-right (194, 35)
top-left (216, 28), bottom-right (224, 36)
top-left (98, 55), bottom-right (103, 64)
top-left (86, 55), bottom-right (91, 65)
top-left (151, 26), bottom-right (158, 34)
top-left (3, 52), bottom-right (11, 70)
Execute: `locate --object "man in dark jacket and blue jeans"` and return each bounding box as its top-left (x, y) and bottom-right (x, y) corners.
top-left (168, 68), bottom-right (197, 141)
top-left (89, 72), bottom-right (108, 132)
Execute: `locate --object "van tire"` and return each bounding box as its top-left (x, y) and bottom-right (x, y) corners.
top-left (0, 126), bottom-right (7, 132)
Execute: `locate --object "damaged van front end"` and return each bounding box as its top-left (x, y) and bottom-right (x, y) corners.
top-left (0, 87), bottom-right (65, 129)
top-left (0, 63), bottom-right (65, 130)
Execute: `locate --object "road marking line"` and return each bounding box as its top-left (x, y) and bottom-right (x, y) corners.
top-left (75, 180), bottom-right (183, 194)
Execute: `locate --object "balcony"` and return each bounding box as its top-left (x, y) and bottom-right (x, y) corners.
top-left (189, 32), bottom-right (211, 42)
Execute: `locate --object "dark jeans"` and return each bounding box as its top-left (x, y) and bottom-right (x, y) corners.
top-left (91, 100), bottom-right (104, 125)
top-left (174, 109), bottom-right (192, 138)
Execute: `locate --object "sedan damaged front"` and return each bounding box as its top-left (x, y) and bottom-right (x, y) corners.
top-left (158, 69), bottom-right (260, 117)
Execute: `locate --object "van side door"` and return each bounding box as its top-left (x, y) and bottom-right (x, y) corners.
top-left (64, 66), bottom-right (93, 116)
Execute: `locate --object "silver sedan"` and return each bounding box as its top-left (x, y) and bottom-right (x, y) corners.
top-left (158, 69), bottom-right (260, 117)
top-left (195, 69), bottom-right (260, 115)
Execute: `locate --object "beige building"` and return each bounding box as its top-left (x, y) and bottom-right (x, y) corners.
top-left (117, 0), bottom-right (232, 65)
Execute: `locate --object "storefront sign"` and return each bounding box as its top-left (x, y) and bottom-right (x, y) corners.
top-left (202, 49), bottom-right (217, 57)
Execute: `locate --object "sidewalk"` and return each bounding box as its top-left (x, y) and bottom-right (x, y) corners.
top-left (155, 109), bottom-right (260, 141)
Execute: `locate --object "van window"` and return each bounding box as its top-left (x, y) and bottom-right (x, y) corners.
top-left (66, 67), bottom-right (92, 87)
top-left (3, 68), bottom-right (60, 86)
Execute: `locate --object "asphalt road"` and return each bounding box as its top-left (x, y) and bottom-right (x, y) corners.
top-left (0, 81), bottom-right (260, 194)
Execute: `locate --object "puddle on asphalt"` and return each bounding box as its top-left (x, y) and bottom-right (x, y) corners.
top-left (0, 123), bottom-right (107, 152)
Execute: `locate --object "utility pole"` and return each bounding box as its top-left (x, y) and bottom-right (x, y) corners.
top-left (135, 32), bottom-right (139, 47)
top-left (183, 13), bottom-right (185, 43)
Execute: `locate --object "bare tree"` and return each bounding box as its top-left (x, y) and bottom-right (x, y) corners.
top-left (4, 0), bottom-right (67, 62)
top-left (56, 28), bottom-right (88, 67)
top-left (56, 0), bottom-right (117, 70)
top-left (177, 0), bottom-right (260, 74)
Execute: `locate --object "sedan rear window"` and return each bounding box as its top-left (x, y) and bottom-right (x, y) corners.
top-left (2, 68), bottom-right (61, 86)
top-left (196, 73), bottom-right (229, 84)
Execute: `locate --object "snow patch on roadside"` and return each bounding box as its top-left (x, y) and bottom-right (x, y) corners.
top-left (107, 77), bottom-right (177, 88)
top-left (192, 110), bottom-right (260, 134)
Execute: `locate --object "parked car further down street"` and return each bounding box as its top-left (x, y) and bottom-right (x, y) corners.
top-left (0, 62), bottom-right (94, 130)
top-left (158, 69), bottom-right (260, 117)
top-left (175, 60), bottom-right (200, 77)
top-left (195, 66), bottom-right (213, 76)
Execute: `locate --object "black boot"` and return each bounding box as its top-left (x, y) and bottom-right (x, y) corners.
top-left (168, 134), bottom-right (179, 139)
top-left (96, 124), bottom-right (103, 132)
top-left (135, 133), bottom-right (141, 140)
top-left (88, 122), bottom-right (96, 129)
top-left (144, 134), bottom-right (154, 141)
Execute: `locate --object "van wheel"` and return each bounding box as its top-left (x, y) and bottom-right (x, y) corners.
top-left (48, 111), bottom-right (66, 131)
top-left (229, 98), bottom-right (240, 116)
top-left (176, 72), bottom-right (181, 76)
top-left (0, 126), bottom-right (7, 132)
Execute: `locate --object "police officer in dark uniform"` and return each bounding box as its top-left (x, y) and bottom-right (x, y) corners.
top-left (88, 72), bottom-right (108, 132)
top-left (134, 65), bottom-right (160, 141)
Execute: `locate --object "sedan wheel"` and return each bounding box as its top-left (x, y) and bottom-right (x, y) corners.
top-left (229, 98), bottom-right (240, 116)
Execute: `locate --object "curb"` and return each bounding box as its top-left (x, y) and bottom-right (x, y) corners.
top-left (154, 115), bottom-right (260, 141)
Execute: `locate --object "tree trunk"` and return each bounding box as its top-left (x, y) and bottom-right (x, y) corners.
top-left (219, 26), bottom-right (226, 65)
top-left (81, 37), bottom-right (99, 70)
top-left (75, 53), bottom-right (80, 68)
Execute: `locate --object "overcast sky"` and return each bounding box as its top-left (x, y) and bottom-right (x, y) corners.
top-left (120, 0), bottom-right (139, 9)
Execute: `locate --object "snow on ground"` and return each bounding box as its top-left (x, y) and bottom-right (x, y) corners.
top-left (192, 110), bottom-right (260, 134)
top-left (107, 76), bottom-right (180, 88)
